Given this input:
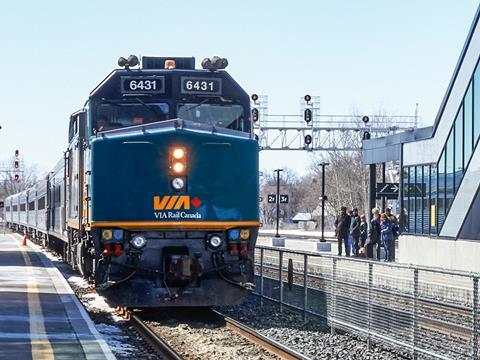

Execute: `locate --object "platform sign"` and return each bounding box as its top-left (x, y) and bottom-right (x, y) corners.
top-left (376, 183), bottom-right (399, 199)
top-left (280, 195), bottom-right (289, 204)
top-left (267, 194), bottom-right (277, 204)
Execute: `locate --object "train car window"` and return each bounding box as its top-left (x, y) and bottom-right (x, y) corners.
top-left (20, 204), bottom-right (26, 211)
top-left (12, 205), bottom-right (17, 212)
top-left (5, 206), bottom-right (10, 212)
top-left (38, 196), bottom-right (45, 210)
top-left (177, 104), bottom-right (246, 132)
top-left (94, 102), bottom-right (170, 132)
top-left (54, 185), bottom-right (61, 206)
top-left (28, 201), bottom-right (35, 211)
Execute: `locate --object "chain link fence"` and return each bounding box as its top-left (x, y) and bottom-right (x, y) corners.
top-left (254, 245), bottom-right (479, 359)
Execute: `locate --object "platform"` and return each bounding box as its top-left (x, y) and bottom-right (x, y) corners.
top-left (0, 232), bottom-right (114, 360)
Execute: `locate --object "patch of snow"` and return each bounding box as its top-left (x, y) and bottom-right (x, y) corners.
top-left (96, 324), bottom-right (136, 356)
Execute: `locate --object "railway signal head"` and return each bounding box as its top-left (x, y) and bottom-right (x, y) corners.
top-left (252, 108), bottom-right (259, 122)
top-left (14, 174), bottom-right (19, 182)
top-left (362, 131), bottom-right (371, 140)
top-left (304, 134), bottom-right (312, 145)
top-left (304, 94), bottom-right (311, 103)
top-left (251, 94), bottom-right (259, 102)
top-left (362, 115), bottom-right (370, 124)
top-left (304, 108), bottom-right (312, 123)
top-left (14, 160), bottom-right (19, 169)
top-left (15, 149), bottom-right (19, 158)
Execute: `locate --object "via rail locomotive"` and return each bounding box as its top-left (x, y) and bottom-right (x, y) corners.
top-left (5, 55), bottom-right (259, 307)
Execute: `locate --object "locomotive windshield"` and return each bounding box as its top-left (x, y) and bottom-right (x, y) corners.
top-left (177, 103), bottom-right (246, 131)
top-left (94, 102), bottom-right (170, 132)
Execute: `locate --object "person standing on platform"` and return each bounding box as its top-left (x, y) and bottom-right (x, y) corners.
top-left (385, 207), bottom-right (399, 261)
top-left (350, 208), bottom-right (361, 256)
top-left (359, 214), bottom-right (368, 249)
top-left (335, 206), bottom-right (351, 256)
top-left (380, 213), bottom-right (394, 261)
top-left (366, 208), bottom-right (381, 259)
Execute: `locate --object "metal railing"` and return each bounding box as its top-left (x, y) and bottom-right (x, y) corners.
top-left (254, 245), bottom-right (479, 360)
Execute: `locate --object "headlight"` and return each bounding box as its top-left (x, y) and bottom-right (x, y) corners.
top-left (130, 235), bottom-right (147, 249)
top-left (172, 148), bottom-right (185, 160)
top-left (173, 162), bottom-right (185, 173)
top-left (207, 235), bottom-right (222, 250)
top-left (102, 229), bottom-right (112, 241)
top-left (171, 177), bottom-right (185, 190)
top-left (240, 229), bottom-right (250, 240)
top-left (112, 229), bottom-right (124, 241)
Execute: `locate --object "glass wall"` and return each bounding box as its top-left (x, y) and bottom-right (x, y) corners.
top-left (430, 164), bottom-right (437, 235)
top-left (402, 59), bottom-right (480, 235)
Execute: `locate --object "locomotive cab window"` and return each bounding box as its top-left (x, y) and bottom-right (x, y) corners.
top-left (94, 102), bottom-right (170, 132)
top-left (177, 103), bottom-right (247, 132)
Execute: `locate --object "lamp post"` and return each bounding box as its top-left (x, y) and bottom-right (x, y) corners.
top-left (274, 169), bottom-right (283, 238)
top-left (319, 162), bottom-right (329, 242)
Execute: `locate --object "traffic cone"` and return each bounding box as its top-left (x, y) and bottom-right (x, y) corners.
top-left (22, 231), bottom-right (28, 246)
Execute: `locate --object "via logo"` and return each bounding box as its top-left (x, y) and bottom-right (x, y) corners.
top-left (153, 195), bottom-right (201, 210)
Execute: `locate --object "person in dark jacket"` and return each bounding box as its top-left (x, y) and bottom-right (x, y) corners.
top-left (359, 214), bottom-right (368, 248)
top-left (334, 206), bottom-right (351, 256)
top-left (380, 213), bottom-right (394, 261)
top-left (365, 208), bottom-right (381, 259)
top-left (350, 208), bottom-right (361, 256)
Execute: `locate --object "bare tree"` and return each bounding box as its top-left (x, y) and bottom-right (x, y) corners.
top-left (0, 160), bottom-right (41, 199)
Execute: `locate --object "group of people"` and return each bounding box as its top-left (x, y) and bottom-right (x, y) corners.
top-left (334, 206), bottom-right (399, 261)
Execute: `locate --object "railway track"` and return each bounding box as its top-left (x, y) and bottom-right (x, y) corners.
top-left (117, 306), bottom-right (308, 360)
top-left (117, 307), bottom-right (182, 360)
top-left (210, 309), bottom-right (309, 360)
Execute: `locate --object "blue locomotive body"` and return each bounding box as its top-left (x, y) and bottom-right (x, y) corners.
top-left (5, 56), bottom-right (260, 307)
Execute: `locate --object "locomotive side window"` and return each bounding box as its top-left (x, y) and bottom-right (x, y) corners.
top-left (94, 102), bottom-right (170, 132)
top-left (177, 104), bottom-right (246, 131)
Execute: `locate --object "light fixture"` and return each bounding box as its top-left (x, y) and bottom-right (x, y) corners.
top-left (171, 177), bottom-right (185, 190)
top-left (130, 235), bottom-right (147, 249)
top-left (173, 162), bottom-right (185, 174)
top-left (172, 148), bottom-right (185, 160)
top-left (207, 235), bottom-right (223, 250)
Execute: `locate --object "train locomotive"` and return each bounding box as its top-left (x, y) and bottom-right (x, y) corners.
top-left (5, 55), bottom-right (259, 307)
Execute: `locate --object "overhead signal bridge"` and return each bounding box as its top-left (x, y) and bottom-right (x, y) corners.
top-left (253, 114), bottom-right (418, 151)
top-left (251, 95), bottom-right (419, 151)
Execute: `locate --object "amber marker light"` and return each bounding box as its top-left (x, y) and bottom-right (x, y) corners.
top-left (164, 59), bottom-right (176, 69)
top-left (172, 148), bottom-right (185, 160)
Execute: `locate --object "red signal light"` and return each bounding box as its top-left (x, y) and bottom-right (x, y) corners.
top-left (14, 150), bottom-right (19, 157)
top-left (252, 108), bottom-right (259, 122)
top-left (304, 94), bottom-right (311, 103)
top-left (14, 174), bottom-right (20, 181)
top-left (362, 116), bottom-right (370, 123)
top-left (14, 161), bottom-right (19, 169)
top-left (304, 134), bottom-right (312, 145)
top-left (251, 94), bottom-right (259, 102)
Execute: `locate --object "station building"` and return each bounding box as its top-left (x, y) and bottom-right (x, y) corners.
top-left (363, 6), bottom-right (480, 271)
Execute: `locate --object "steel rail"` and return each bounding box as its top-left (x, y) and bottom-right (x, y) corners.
top-left (117, 307), bottom-right (182, 360)
top-left (211, 309), bottom-right (309, 360)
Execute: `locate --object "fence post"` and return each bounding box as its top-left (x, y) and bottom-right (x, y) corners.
top-left (472, 276), bottom-right (478, 360)
top-left (303, 254), bottom-right (308, 322)
top-left (331, 257), bottom-right (337, 335)
top-left (413, 269), bottom-right (418, 360)
top-left (260, 248), bottom-right (264, 306)
top-left (367, 263), bottom-right (373, 350)
top-left (279, 250), bottom-right (283, 312)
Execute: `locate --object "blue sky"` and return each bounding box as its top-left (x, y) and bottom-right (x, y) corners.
top-left (1, 1), bottom-right (478, 175)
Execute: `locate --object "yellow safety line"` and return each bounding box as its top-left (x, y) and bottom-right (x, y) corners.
top-left (9, 234), bottom-right (55, 359)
